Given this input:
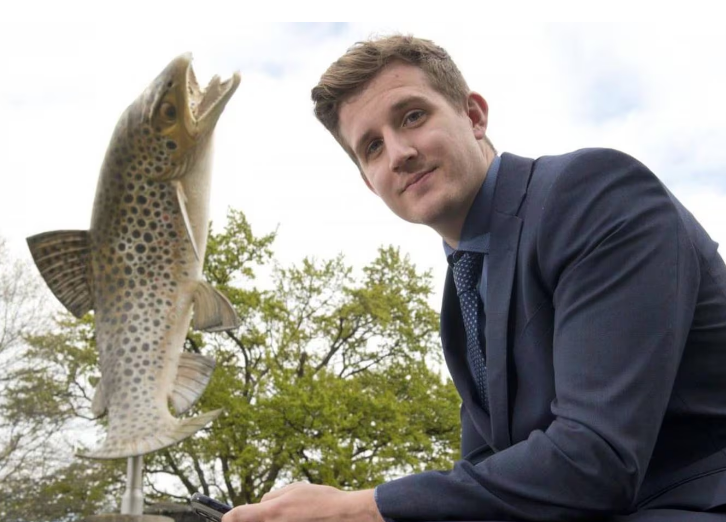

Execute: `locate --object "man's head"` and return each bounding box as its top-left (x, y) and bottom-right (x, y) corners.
top-left (312, 35), bottom-right (496, 245)
top-left (312, 35), bottom-right (472, 154)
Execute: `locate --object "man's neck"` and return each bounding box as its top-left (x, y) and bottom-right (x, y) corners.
top-left (439, 219), bottom-right (467, 251)
top-left (437, 145), bottom-right (495, 249)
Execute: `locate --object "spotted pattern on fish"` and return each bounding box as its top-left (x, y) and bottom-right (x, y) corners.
top-left (89, 119), bottom-right (199, 454)
top-left (27, 54), bottom-right (241, 459)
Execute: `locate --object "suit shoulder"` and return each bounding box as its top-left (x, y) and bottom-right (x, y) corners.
top-left (525, 147), bottom-right (658, 205)
top-left (535, 147), bottom-right (650, 179)
top-left (526, 149), bottom-right (682, 292)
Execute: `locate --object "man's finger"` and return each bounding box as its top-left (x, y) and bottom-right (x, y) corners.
top-left (260, 481), bottom-right (308, 503)
top-left (221, 502), bottom-right (262, 522)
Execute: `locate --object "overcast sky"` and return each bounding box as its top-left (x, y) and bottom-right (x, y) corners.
top-left (2, 8), bottom-right (725, 310)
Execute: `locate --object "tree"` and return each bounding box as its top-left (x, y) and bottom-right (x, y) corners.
top-left (0, 237), bottom-right (56, 487)
top-left (0, 238), bottom-right (125, 521)
top-left (1, 313), bottom-right (126, 521)
top-left (2, 209), bottom-right (460, 519)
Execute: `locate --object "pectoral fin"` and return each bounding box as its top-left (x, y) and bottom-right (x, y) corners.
top-left (171, 353), bottom-right (216, 415)
top-left (192, 281), bottom-right (241, 332)
top-left (174, 181), bottom-right (201, 262)
top-left (26, 230), bottom-right (94, 318)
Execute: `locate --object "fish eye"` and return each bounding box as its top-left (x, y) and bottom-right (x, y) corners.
top-left (159, 102), bottom-right (177, 122)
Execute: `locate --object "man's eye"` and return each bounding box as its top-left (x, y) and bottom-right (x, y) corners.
top-left (404, 110), bottom-right (425, 126)
top-left (366, 139), bottom-right (382, 157)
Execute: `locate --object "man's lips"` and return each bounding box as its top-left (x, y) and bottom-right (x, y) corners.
top-left (402, 167), bottom-right (436, 192)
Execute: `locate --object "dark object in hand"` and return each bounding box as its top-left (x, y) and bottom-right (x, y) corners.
top-left (190, 492), bottom-right (233, 522)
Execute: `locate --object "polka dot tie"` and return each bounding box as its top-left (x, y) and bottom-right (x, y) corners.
top-left (451, 250), bottom-right (488, 411)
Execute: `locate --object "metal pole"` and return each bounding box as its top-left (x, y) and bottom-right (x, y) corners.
top-left (120, 455), bottom-right (144, 515)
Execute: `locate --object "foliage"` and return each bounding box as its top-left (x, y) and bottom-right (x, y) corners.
top-left (0, 238), bottom-right (60, 501)
top-left (3, 460), bottom-right (124, 522)
top-left (1, 209), bottom-right (460, 519)
top-left (0, 238), bottom-right (123, 521)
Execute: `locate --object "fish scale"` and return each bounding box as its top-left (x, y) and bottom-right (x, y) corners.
top-left (27, 54), bottom-right (241, 459)
top-left (91, 175), bottom-right (193, 457)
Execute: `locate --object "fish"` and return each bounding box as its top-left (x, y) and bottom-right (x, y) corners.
top-left (26, 54), bottom-right (242, 459)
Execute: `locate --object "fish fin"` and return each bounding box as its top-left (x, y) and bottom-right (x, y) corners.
top-left (90, 380), bottom-right (107, 418)
top-left (192, 281), bottom-right (241, 332)
top-left (171, 353), bottom-right (216, 415)
top-left (174, 181), bottom-right (201, 262)
top-left (78, 409), bottom-right (223, 459)
top-left (26, 230), bottom-right (94, 318)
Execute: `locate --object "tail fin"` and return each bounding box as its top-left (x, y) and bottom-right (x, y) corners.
top-left (78, 409), bottom-right (222, 460)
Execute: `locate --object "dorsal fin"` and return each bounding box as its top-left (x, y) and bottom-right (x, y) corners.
top-left (26, 230), bottom-right (94, 318)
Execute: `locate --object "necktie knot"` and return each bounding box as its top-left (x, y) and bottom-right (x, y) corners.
top-left (451, 251), bottom-right (484, 296)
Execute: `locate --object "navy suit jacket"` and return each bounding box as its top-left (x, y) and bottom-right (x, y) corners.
top-left (376, 149), bottom-right (726, 521)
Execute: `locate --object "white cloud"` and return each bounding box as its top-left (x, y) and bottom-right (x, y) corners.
top-left (1, 14), bottom-right (725, 314)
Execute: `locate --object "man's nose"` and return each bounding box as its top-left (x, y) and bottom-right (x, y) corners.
top-left (388, 135), bottom-right (418, 173)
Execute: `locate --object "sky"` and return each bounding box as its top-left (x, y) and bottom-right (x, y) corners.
top-left (1, 6), bottom-right (725, 312)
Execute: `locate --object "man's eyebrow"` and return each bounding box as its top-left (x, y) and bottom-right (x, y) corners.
top-left (353, 95), bottom-right (431, 157)
top-left (390, 94), bottom-right (430, 113)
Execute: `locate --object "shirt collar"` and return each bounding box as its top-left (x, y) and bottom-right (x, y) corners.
top-left (443, 155), bottom-right (500, 259)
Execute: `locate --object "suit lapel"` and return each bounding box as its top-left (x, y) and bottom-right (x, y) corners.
top-left (486, 153), bottom-right (535, 449)
top-left (441, 153), bottom-right (534, 452)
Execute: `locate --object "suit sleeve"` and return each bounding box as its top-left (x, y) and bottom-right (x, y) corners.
top-left (374, 149), bottom-right (702, 521)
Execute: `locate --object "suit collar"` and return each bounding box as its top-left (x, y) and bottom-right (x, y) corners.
top-left (441, 152), bottom-right (535, 451)
top-left (494, 153), bottom-right (533, 216)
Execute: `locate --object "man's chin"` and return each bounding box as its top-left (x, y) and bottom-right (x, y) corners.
top-left (398, 209), bottom-right (445, 229)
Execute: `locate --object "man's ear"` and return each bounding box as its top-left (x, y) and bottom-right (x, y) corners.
top-left (467, 92), bottom-right (489, 140)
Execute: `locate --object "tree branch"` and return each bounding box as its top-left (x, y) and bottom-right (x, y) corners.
top-left (190, 449), bottom-right (210, 495)
top-left (160, 450), bottom-right (196, 495)
top-left (220, 454), bottom-right (238, 505)
top-left (225, 331), bottom-right (252, 394)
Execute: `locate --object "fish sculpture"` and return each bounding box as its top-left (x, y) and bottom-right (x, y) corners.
top-left (27, 54), bottom-right (241, 459)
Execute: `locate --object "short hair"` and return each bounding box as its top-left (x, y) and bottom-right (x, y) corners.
top-left (311, 34), bottom-right (471, 161)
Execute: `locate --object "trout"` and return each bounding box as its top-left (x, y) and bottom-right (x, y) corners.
top-left (27, 54), bottom-right (241, 459)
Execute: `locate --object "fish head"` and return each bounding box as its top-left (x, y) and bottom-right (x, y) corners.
top-left (127, 53), bottom-right (241, 180)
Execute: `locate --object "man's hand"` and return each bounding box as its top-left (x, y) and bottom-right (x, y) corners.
top-left (221, 482), bottom-right (385, 522)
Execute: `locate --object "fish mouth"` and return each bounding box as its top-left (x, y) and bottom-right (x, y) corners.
top-left (172, 53), bottom-right (241, 137)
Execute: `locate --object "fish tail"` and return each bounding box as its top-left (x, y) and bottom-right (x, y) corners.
top-left (78, 409), bottom-right (222, 460)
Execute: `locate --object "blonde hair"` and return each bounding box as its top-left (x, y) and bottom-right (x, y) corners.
top-left (311, 34), bottom-right (472, 160)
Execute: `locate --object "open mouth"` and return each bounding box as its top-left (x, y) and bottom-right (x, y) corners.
top-left (174, 54), bottom-right (240, 130)
top-left (186, 64), bottom-right (240, 124)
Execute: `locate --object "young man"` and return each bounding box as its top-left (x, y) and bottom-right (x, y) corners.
top-left (223, 35), bottom-right (726, 522)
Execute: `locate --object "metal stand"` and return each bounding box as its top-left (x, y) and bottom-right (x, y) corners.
top-left (121, 456), bottom-right (144, 515)
top-left (83, 455), bottom-right (173, 521)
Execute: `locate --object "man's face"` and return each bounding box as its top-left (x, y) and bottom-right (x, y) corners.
top-left (338, 61), bottom-right (492, 243)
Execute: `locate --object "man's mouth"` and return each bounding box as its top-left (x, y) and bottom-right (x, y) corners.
top-left (403, 167), bottom-right (436, 192)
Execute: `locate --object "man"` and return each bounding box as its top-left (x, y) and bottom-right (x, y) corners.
top-left (223, 35), bottom-right (726, 521)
